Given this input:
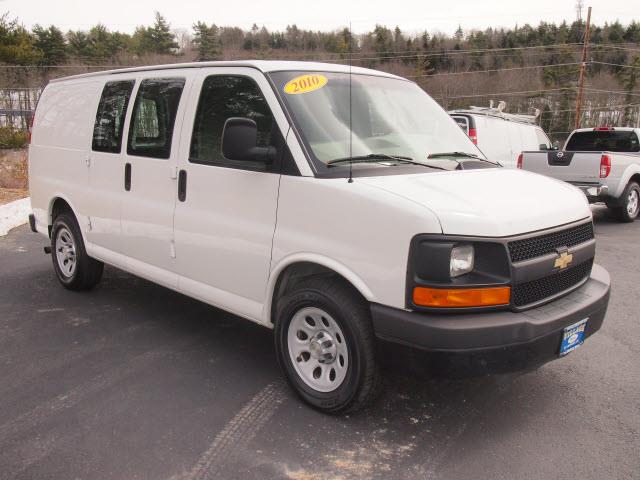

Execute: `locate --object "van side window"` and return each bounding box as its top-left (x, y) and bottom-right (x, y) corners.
top-left (127, 78), bottom-right (185, 159)
top-left (190, 75), bottom-right (275, 168)
top-left (92, 81), bottom-right (135, 153)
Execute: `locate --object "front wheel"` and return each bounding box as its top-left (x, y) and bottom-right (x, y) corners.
top-left (274, 277), bottom-right (380, 414)
top-left (51, 213), bottom-right (104, 290)
top-left (611, 181), bottom-right (640, 223)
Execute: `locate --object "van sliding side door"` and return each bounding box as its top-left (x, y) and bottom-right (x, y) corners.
top-left (119, 72), bottom-right (193, 288)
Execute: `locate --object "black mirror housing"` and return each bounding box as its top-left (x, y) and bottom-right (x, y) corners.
top-left (221, 117), bottom-right (276, 164)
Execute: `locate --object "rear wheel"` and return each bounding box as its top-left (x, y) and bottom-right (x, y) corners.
top-left (51, 213), bottom-right (104, 290)
top-left (610, 182), bottom-right (640, 223)
top-left (274, 276), bottom-right (380, 414)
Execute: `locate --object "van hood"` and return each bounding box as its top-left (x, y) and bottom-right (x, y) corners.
top-left (358, 168), bottom-right (591, 237)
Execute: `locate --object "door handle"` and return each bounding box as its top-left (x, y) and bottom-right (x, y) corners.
top-left (124, 163), bottom-right (132, 191)
top-left (178, 169), bottom-right (187, 202)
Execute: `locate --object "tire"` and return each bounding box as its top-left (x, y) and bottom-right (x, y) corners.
top-left (51, 213), bottom-right (104, 291)
top-left (611, 182), bottom-right (640, 223)
top-left (274, 276), bottom-right (380, 414)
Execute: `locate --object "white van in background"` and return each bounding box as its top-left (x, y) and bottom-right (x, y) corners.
top-left (29, 61), bottom-right (610, 413)
top-left (450, 104), bottom-right (553, 168)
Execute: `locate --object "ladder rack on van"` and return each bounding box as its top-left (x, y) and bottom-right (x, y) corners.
top-left (450, 106), bottom-right (540, 125)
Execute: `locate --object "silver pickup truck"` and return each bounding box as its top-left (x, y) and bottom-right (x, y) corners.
top-left (519, 127), bottom-right (640, 222)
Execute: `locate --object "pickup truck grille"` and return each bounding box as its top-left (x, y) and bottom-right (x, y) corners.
top-left (512, 259), bottom-right (593, 307)
top-left (508, 222), bottom-right (594, 263)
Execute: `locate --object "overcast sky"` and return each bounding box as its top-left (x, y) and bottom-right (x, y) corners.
top-left (2, 0), bottom-right (638, 35)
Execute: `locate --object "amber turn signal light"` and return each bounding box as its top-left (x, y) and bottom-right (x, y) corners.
top-left (413, 286), bottom-right (511, 308)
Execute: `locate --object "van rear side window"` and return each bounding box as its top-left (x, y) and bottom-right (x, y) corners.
top-left (127, 78), bottom-right (185, 159)
top-left (92, 81), bottom-right (135, 153)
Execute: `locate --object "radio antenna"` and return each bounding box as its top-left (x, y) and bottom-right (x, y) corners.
top-left (348, 21), bottom-right (353, 184)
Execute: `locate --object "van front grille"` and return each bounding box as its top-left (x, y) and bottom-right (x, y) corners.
top-left (508, 222), bottom-right (594, 263)
top-left (512, 259), bottom-right (593, 307)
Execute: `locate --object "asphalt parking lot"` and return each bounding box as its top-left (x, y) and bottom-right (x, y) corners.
top-left (0, 206), bottom-right (639, 480)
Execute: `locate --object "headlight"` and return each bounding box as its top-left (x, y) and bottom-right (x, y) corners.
top-left (450, 244), bottom-right (474, 277)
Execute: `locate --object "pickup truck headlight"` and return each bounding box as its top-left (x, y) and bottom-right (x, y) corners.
top-left (450, 244), bottom-right (474, 278)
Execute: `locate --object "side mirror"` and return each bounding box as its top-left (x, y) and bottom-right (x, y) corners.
top-left (539, 143), bottom-right (549, 150)
top-left (221, 117), bottom-right (276, 164)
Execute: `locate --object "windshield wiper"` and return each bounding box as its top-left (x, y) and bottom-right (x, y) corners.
top-left (428, 151), bottom-right (501, 166)
top-left (327, 153), bottom-right (415, 167)
top-left (327, 153), bottom-right (456, 171)
top-left (428, 151), bottom-right (479, 159)
top-left (417, 163), bottom-right (451, 171)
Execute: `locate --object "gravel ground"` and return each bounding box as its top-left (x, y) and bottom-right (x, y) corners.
top-left (0, 188), bottom-right (28, 205)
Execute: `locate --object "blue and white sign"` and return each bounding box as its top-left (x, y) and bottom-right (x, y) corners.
top-left (559, 318), bottom-right (588, 356)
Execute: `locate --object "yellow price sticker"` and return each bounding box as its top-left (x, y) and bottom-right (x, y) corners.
top-left (284, 74), bottom-right (328, 95)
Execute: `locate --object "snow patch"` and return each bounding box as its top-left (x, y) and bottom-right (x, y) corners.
top-left (0, 197), bottom-right (31, 236)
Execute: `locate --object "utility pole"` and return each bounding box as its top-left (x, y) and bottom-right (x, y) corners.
top-left (576, 0), bottom-right (584, 22)
top-left (575, 6), bottom-right (592, 129)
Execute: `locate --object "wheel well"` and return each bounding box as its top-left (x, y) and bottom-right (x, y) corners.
top-left (49, 197), bottom-right (73, 237)
top-left (270, 262), bottom-right (365, 325)
top-left (629, 174), bottom-right (640, 187)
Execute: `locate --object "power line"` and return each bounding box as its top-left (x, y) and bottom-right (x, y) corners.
top-left (343, 50), bottom-right (584, 64)
top-left (591, 61), bottom-right (640, 70)
top-left (0, 42), bottom-right (635, 68)
top-left (408, 62), bottom-right (582, 78)
top-left (548, 102), bottom-right (640, 113)
top-left (582, 87), bottom-right (640, 97)
top-left (434, 87), bottom-right (577, 99)
top-left (430, 86), bottom-right (640, 101)
top-left (591, 44), bottom-right (640, 54)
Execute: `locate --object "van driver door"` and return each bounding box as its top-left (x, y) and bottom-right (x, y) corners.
top-left (172, 68), bottom-right (290, 322)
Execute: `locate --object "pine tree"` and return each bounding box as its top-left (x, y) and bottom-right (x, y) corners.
top-left (150, 12), bottom-right (178, 54)
top-left (133, 12), bottom-right (178, 55)
top-left (616, 55), bottom-right (640, 126)
top-left (192, 22), bottom-right (221, 61)
top-left (33, 25), bottom-right (67, 65)
top-left (0, 14), bottom-right (41, 65)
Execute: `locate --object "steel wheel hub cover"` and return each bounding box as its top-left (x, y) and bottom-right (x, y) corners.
top-left (55, 226), bottom-right (77, 278)
top-left (628, 190), bottom-right (639, 216)
top-left (287, 307), bottom-right (349, 393)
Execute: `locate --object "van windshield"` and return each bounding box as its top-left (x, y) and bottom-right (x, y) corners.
top-left (269, 71), bottom-right (484, 170)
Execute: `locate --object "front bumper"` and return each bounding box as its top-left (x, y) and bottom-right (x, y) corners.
top-left (371, 264), bottom-right (610, 375)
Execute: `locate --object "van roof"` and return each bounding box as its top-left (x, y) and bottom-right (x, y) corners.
top-left (49, 60), bottom-right (405, 84)
top-left (449, 109), bottom-right (539, 126)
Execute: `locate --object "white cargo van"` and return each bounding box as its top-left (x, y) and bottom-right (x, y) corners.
top-left (450, 106), bottom-right (552, 167)
top-left (29, 61), bottom-right (610, 413)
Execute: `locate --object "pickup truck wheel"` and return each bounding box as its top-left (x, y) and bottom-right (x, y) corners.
top-left (51, 213), bottom-right (104, 291)
top-left (274, 277), bottom-right (380, 414)
top-left (613, 182), bottom-right (640, 222)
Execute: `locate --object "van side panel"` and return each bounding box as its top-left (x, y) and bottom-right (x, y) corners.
top-left (519, 123), bottom-right (539, 152)
top-left (269, 176), bottom-right (442, 315)
top-left (476, 117), bottom-right (509, 165)
top-left (29, 80), bottom-right (102, 235)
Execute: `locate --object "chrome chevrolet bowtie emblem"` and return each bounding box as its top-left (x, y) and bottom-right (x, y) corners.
top-left (554, 251), bottom-right (573, 269)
